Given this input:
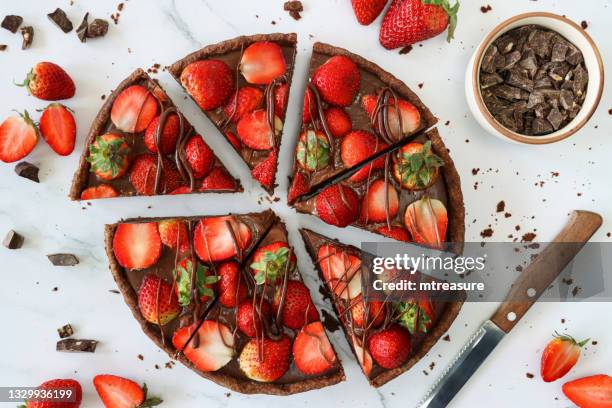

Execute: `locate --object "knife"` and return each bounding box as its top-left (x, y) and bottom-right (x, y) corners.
top-left (419, 210), bottom-right (603, 408)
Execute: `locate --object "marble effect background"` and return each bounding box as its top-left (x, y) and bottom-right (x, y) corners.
top-left (0, 0), bottom-right (611, 407)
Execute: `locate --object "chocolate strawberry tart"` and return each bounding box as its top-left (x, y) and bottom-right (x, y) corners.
top-left (105, 210), bottom-right (344, 395)
top-left (70, 68), bottom-right (240, 200)
top-left (168, 33), bottom-right (297, 194)
top-left (300, 228), bottom-right (464, 387)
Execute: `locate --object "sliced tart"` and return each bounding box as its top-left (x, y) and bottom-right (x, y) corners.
top-left (168, 34), bottom-right (297, 194)
top-left (300, 228), bottom-right (464, 387)
top-left (287, 41), bottom-right (438, 204)
top-left (70, 68), bottom-right (241, 200)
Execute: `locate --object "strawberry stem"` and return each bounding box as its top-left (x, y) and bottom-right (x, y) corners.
top-left (423, 0), bottom-right (460, 42)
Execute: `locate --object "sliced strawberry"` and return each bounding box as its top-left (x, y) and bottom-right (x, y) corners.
top-left (173, 258), bottom-right (218, 306)
top-left (250, 241), bottom-right (297, 284)
top-left (350, 295), bottom-right (386, 328)
top-left (39, 103), bottom-right (75, 156)
top-left (352, 0), bottom-right (388, 25)
top-left (404, 197), bottom-right (448, 248)
top-left (360, 179), bottom-right (399, 224)
top-left (144, 113), bottom-right (180, 154)
top-left (110, 85), bottom-right (157, 133)
top-left (225, 131), bottom-right (241, 150)
top-left (362, 93), bottom-right (421, 139)
top-left (377, 225), bottom-right (411, 242)
top-left (138, 274), bottom-right (180, 325)
top-left (240, 41), bottom-right (287, 85)
top-left (368, 324), bottom-right (411, 369)
top-left (223, 86), bottom-right (264, 122)
top-left (340, 130), bottom-right (388, 182)
top-left (185, 135), bottom-right (214, 179)
top-left (199, 167), bottom-right (237, 191)
top-left (80, 184), bottom-right (119, 200)
top-left (193, 216), bottom-right (251, 262)
top-left (317, 244), bottom-right (362, 300)
top-left (113, 222), bottom-right (162, 270)
top-left (251, 149), bottom-right (277, 189)
top-left (315, 184), bottom-right (360, 227)
top-left (26, 378), bottom-right (82, 408)
top-left (239, 336), bottom-right (291, 382)
top-left (217, 261), bottom-right (248, 308)
top-left (312, 55), bottom-right (361, 106)
top-left (361, 94), bottom-right (378, 118)
top-left (19, 62), bottom-right (76, 101)
top-left (236, 109), bottom-right (282, 150)
top-left (158, 219), bottom-right (189, 252)
top-left (541, 332), bottom-right (590, 382)
top-left (352, 335), bottom-right (373, 376)
top-left (88, 133), bottom-right (130, 180)
top-left (237, 299), bottom-right (271, 337)
top-left (293, 321), bottom-right (337, 375)
top-left (180, 60), bottom-right (235, 111)
top-left (287, 171), bottom-right (309, 204)
top-left (324, 107), bottom-right (352, 138)
top-left (274, 82), bottom-right (289, 119)
top-left (169, 186), bottom-right (192, 195)
top-left (129, 154), bottom-right (184, 195)
top-left (563, 374), bottom-right (612, 408)
top-left (303, 87), bottom-right (316, 123)
top-left (172, 320), bottom-right (234, 372)
top-left (0, 111), bottom-right (38, 163)
top-left (93, 375), bottom-right (161, 408)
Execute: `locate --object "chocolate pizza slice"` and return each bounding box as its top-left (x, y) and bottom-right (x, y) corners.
top-left (300, 228), bottom-right (464, 387)
top-left (168, 33), bottom-right (297, 194)
top-left (70, 68), bottom-right (241, 200)
top-left (287, 41), bottom-right (438, 204)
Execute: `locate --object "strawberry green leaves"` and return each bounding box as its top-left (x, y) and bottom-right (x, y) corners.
top-left (393, 141), bottom-right (443, 190)
top-left (250, 246), bottom-right (291, 285)
top-left (396, 301), bottom-right (433, 335)
top-left (422, 0), bottom-right (460, 42)
top-left (296, 130), bottom-right (330, 171)
top-left (173, 259), bottom-right (219, 306)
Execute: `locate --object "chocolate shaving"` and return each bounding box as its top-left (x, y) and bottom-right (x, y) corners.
top-left (56, 338), bottom-right (98, 353)
top-left (3, 230), bottom-right (24, 249)
top-left (57, 324), bottom-right (74, 338)
top-left (47, 253), bottom-right (79, 266)
top-left (1, 15), bottom-right (22, 33)
top-left (48, 8), bottom-right (73, 33)
top-left (20, 26), bottom-right (33, 49)
top-left (284, 1), bottom-right (303, 20)
top-left (15, 161), bottom-right (39, 182)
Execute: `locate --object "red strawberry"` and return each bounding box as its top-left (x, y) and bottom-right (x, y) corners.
top-left (217, 261), bottom-right (248, 308)
top-left (360, 179), bottom-right (399, 223)
top-left (138, 274), bottom-right (180, 325)
top-left (181, 60), bottom-right (235, 111)
top-left (88, 133), bottom-right (130, 180)
top-left (223, 86), bottom-right (264, 122)
top-left (318, 244), bottom-right (363, 300)
top-left (199, 167), bottom-right (237, 191)
top-left (236, 299), bottom-right (272, 337)
top-left (397, 299), bottom-right (435, 334)
top-left (312, 55), bottom-right (361, 107)
top-left (352, 0), bottom-right (388, 25)
top-left (541, 332), bottom-right (590, 382)
top-left (340, 130), bottom-right (388, 182)
top-left (296, 130), bottom-right (330, 172)
top-left (39, 103), bottom-right (75, 156)
top-left (315, 184), bottom-right (360, 227)
top-left (368, 324), bottom-right (411, 369)
top-left (169, 186), bottom-right (192, 195)
top-left (379, 0), bottom-right (459, 50)
top-left (113, 222), bottom-right (162, 270)
top-left (287, 171), bottom-right (309, 204)
top-left (80, 184), bottom-right (119, 200)
top-left (404, 196), bottom-right (448, 248)
top-left (239, 336), bottom-right (291, 382)
top-left (273, 280), bottom-right (319, 329)
top-left (225, 131), bottom-right (241, 150)
top-left (250, 241), bottom-right (297, 284)
top-left (144, 113), bottom-right (180, 154)
top-left (393, 141), bottom-right (443, 190)
top-left (236, 109), bottom-right (282, 150)
top-left (185, 135), bottom-right (214, 179)
top-left (23, 378), bottom-right (82, 408)
top-left (173, 258), bottom-right (217, 305)
top-left (324, 107), bottom-right (352, 138)
top-left (251, 149), bottom-right (277, 189)
top-left (361, 94), bottom-right (378, 118)
top-left (158, 219), bottom-right (189, 252)
top-left (352, 335), bottom-right (373, 376)
top-left (303, 87), bottom-right (316, 123)
top-left (240, 41), bottom-right (287, 85)
top-left (129, 154), bottom-right (184, 195)
top-left (274, 82), bottom-right (289, 119)
top-left (377, 225), bottom-right (411, 242)
top-left (563, 374), bottom-right (612, 408)
top-left (172, 320), bottom-right (235, 372)
top-left (0, 111), bottom-right (38, 163)
top-left (350, 296), bottom-right (386, 328)
top-left (293, 321), bottom-right (337, 375)
top-left (93, 374), bottom-right (161, 408)
top-left (18, 62), bottom-right (75, 101)
top-left (362, 94), bottom-right (421, 139)
top-left (110, 85), bottom-right (158, 133)
top-left (193, 216), bottom-right (251, 262)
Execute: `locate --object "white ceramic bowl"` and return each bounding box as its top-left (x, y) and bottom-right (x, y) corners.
top-left (465, 12), bottom-right (604, 144)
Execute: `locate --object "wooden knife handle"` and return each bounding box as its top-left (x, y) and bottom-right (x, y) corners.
top-left (490, 210), bottom-right (602, 333)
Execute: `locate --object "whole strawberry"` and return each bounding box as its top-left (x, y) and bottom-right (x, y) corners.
top-left (272, 280), bottom-right (319, 329)
top-left (380, 0), bottom-right (459, 50)
top-left (181, 60), bottom-right (234, 111)
top-left (21, 378), bottom-right (82, 408)
top-left (239, 336), bottom-right (292, 382)
top-left (312, 56), bottom-right (360, 107)
top-left (368, 324), bottom-right (411, 369)
top-left (138, 274), bottom-right (180, 325)
top-left (352, 0), bottom-right (388, 25)
top-left (18, 62), bottom-right (76, 101)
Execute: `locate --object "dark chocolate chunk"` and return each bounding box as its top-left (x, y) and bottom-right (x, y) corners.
top-left (47, 253), bottom-right (79, 266)
top-left (284, 1), bottom-right (303, 20)
top-left (481, 45), bottom-right (498, 73)
top-left (572, 64), bottom-right (588, 97)
top-left (519, 49), bottom-right (538, 77)
top-left (491, 84), bottom-right (523, 101)
top-left (547, 108), bottom-right (563, 130)
top-left (566, 46), bottom-right (583, 65)
top-left (1, 15), bottom-right (22, 33)
top-left (76, 13), bottom-right (89, 42)
top-left (0, 44), bottom-right (6, 51)
top-left (399, 45), bottom-right (413, 55)
top-left (532, 118), bottom-right (553, 134)
top-left (506, 68), bottom-right (533, 92)
top-left (20, 26), bottom-right (33, 49)
top-left (480, 73), bottom-right (503, 89)
top-left (495, 33), bottom-right (516, 54)
top-left (48, 8), bottom-right (73, 33)
top-left (502, 51), bottom-right (521, 70)
top-left (559, 90), bottom-right (574, 110)
top-left (15, 161), bottom-right (39, 182)
top-left (3, 230), bottom-right (24, 249)
top-left (57, 324), bottom-right (74, 338)
top-left (56, 338), bottom-right (98, 353)
top-left (87, 19), bottom-right (108, 38)
top-left (534, 77), bottom-right (553, 89)
top-left (551, 41), bottom-right (568, 62)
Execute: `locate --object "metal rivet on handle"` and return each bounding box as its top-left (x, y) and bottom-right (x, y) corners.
top-left (507, 312), bottom-right (516, 321)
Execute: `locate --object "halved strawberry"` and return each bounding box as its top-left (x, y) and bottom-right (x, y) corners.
top-left (193, 216), bottom-right (251, 262)
top-left (251, 149), bottom-right (277, 189)
top-left (287, 171), bottom-right (309, 204)
top-left (303, 87), bottom-right (315, 123)
top-left (324, 107), bottom-right (352, 138)
top-left (138, 274), bottom-right (180, 325)
top-left (80, 184), bottom-right (119, 200)
top-left (293, 321), bottom-right (337, 375)
top-left (541, 332), bottom-right (590, 382)
top-left (113, 222), bottom-right (162, 270)
top-left (237, 299), bottom-right (271, 337)
top-left (236, 109), bottom-right (282, 150)
top-left (199, 167), bottom-right (237, 191)
top-left (368, 324), bottom-right (411, 369)
top-left (239, 336), bottom-right (291, 382)
top-left (250, 241), bottom-right (297, 284)
top-left (317, 244), bottom-right (362, 300)
top-left (563, 374), bottom-right (612, 408)
top-left (158, 219), bottom-right (189, 252)
top-left (169, 186), bottom-right (192, 195)
top-left (340, 130), bottom-right (388, 182)
top-left (174, 258), bottom-right (218, 306)
top-left (404, 197), bottom-right (448, 248)
top-left (39, 103), bottom-right (75, 156)
top-left (315, 184), bottom-right (360, 227)
top-left (93, 374), bottom-right (161, 408)
top-left (129, 154), bottom-right (184, 195)
top-left (352, 0), bottom-right (388, 25)
top-left (377, 225), bottom-right (411, 242)
top-left (312, 55), bottom-right (361, 107)
top-left (172, 320), bottom-right (234, 372)
top-left (217, 261), bottom-right (248, 308)
top-left (393, 141), bottom-right (443, 190)
top-left (274, 82), bottom-right (289, 119)
top-left (180, 60), bottom-right (235, 111)
top-left (223, 86), bottom-right (264, 122)
top-left (350, 295), bottom-right (386, 328)
top-left (296, 130), bottom-right (330, 172)
top-left (360, 179), bottom-right (399, 224)
top-left (352, 335), bottom-right (373, 376)
top-left (0, 111), bottom-right (38, 163)
top-left (361, 93), bottom-right (421, 139)
top-left (88, 133), bottom-right (130, 180)
top-left (225, 131), bottom-right (241, 150)
top-left (185, 135), bottom-right (214, 179)
top-left (144, 113), bottom-right (180, 154)
top-left (240, 41), bottom-right (287, 85)
top-left (18, 62), bottom-right (76, 101)
top-left (26, 378), bottom-right (82, 408)
top-left (110, 85), bottom-right (157, 133)
top-left (273, 280), bottom-right (319, 329)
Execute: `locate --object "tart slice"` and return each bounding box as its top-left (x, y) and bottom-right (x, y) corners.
top-left (168, 34), bottom-right (297, 194)
top-left (299, 228), bottom-right (464, 387)
top-left (287, 41), bottom-right (438, 204)
top-left (70, 69), bottom-right (241, 200)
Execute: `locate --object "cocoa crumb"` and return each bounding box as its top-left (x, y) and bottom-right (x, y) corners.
top-left (399, 45), bottom-right (413, 55)
top-left (496, 201), bottom-right (505, 212)
top-left (443, 334), bottom-right (450, 341)
top-left (111, 13), bottom-right (120, 24)
top-left (522, 232), bottom-right (536, 242)
top-left (480, 5), bottom-right (492, 13)
top-left (504, 212), bottom-right (512, 218)
top-left (480, 228), bottom-right (494, 238)
top-left (117, 3), bottom-right (124, 11)
top-left (423, 370), bottom-right (429, 376)
top-left (572, 286), bottom-right (581, 297)
top-left (101, 94), bottom-right (106, 100)
top-left (473, 182), bottom-right (479, 190)
top-left (108, 289), bottom-right (119, 294)
top-left (0, 44), bottom-right (6, 51)
top-left (607, 232), bottom-right (611, 238)
top-left (284, 1), bottom-right (303, 20)
top-left (418, 83), bottom-right (424, 89)
top-left (165, 360), bottom-right (175, 369)
top-left (472, 168), bottom-right (479, 175)
top-left (526, 372), bottom-right (534, 379)
top-left (561, 318), bottom-right (566, 323)
top-left (562, 278), bottom-right (573, 285)
top-left (444, 120), bottom-right (450, 126)
top-left (429, 362), bottom-right (435, 370)
top-left (137, 354), bottom-right (144, 360)
top-left (551, 171), bottom-right (559, 177)
top-left (515, 225), bottom-right (521, 231)
top-left (154, 364), bottom-right (160, 369)
top-left (581, 20), bottom-right (588, 29)
top-left (225, 392), bottom-right (231, 397)
top-left (592, 340), bottom-right (598, 345)
top-left (515, 265), bottom-right (523, 272)
top-left (608, 108), bottom-right (612, 115)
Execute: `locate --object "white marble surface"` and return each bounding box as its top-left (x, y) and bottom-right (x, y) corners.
top-left (0, 0), bottom-right (611, 407)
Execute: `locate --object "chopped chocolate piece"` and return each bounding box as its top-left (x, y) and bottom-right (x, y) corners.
top-left (1, 15), bottom-right (22, 33)
top-left (527, 91), bottom-right (545, 109)
top-left (47, 253), bottom-right (79, 266)
top-left (506, 68), bottom-right (533, 92)
top-left (87, 19), bottom-right (109, 38)
top-left (284, 1), bottom-right (303, 20)
top-left (3, 230), bottom-right (24, 249)
top-left (480, 73), bottom-right (503, 89)
top-left (559, 90), bottom-right (574, 110)
top-left (532, 118), bottom-right (553, 135)
top-left (56, 338), bottom-right (98, 353)
top-left (20, 26), bottom-right (33, 49)
top-left (551, 41), bottom-right (568, 62)
top-left (481, 45), bottom-right (498, 73)
top-left (0, 44), bottom-right (6, 51)
top-left (15, 161), bottom-right (39, 182)
top-left (399, 45), bottom-right (413, 55)
top-left (534, 77), bottom-right (553, 89)
top-left (572, 64), bottom-right (588, 97)
top-left (502, 51), bottom-right (521, 70)
top-left (76, 13), bottom-right (89, 42)
top-left (491, 84), bottom-right (523, 101)
top-left (57, 324), bottom-right (74, 338)
top-left (580, 20), bottom-right (588, 30)
top-left (519, 49), bottom-right (538, 77)
top-left (48, 8), bottom-right (73, 33)
top-left (547, 108), bottom-right (563, 130)
top-left (566, 46), bottom-right (583, 65)
top-left (496, 201), bottom-right (505, 212)
top-left (480, 5), bottom-right (492, 13)
top-left (495, 33), bottom-right (516, 54)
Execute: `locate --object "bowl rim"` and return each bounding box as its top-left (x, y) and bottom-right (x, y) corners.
top-left (472, 12), bottom-right (604, 145)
